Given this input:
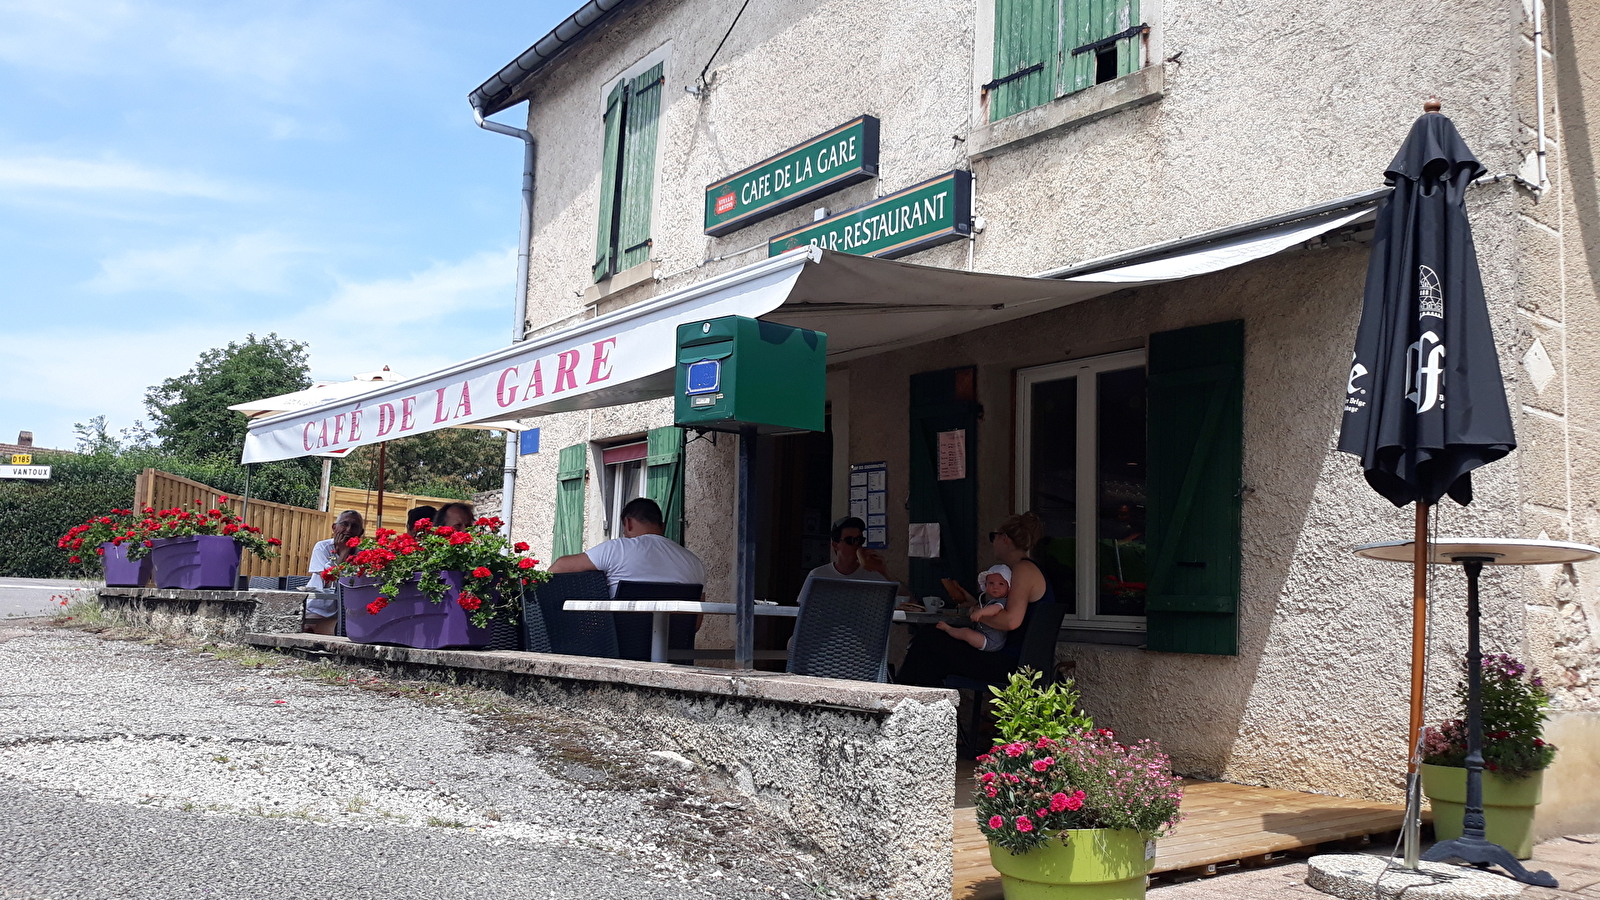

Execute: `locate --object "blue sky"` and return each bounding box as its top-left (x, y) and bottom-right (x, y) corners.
top-left (0, 0), bottom-right (573, 450)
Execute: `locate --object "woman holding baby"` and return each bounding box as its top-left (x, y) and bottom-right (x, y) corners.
top-left (895, 511), bottom-right (1058, 687)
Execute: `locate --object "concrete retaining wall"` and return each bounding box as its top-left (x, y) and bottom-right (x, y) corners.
top-left (92, 589), bottom-right (959, 900)
top-left (98, 587), bottom-right (306, 642)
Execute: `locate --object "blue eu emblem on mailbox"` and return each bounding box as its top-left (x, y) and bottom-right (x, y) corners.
top-left (685, 359), bottom-right (721, 395)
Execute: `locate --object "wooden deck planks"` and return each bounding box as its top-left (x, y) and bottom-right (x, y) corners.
top-left (951, 779), bottom-right (1410, 899)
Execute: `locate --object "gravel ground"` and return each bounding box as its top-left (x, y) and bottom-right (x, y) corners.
top-left (0, 620), bottom-right (821, 900)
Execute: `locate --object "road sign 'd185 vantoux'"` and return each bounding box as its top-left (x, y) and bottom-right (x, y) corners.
top-left (703, 116), bottom-right (879, 237)
top-left (0, 465), bottom-right (51, 480)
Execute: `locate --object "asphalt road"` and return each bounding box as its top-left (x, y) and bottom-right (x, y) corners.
top-left (0, 577), bottom-right (96, 619)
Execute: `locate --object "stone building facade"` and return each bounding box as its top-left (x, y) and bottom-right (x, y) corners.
top-left (466, 0), bottom-right (1599, 833)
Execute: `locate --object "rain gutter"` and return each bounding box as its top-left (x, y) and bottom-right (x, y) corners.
top-left (1034, 187), bottom-right (1390, 280)
top-left (473, 103), bottom-right (536, 535)
top-left (468, 0), bottom-right (638, 117)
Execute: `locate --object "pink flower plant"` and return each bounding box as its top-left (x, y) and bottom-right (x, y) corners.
top-left (974, 729), bottom-right (1184, 855)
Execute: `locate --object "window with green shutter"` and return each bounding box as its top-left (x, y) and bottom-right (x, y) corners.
top-left (552, 443), bottom-right (588, 560)
top-left (644, 425), bottom-right (685, 544)
top-left (1144, 320), bottom-right (1244, 656)
top-left (592, 62), bottom-right (663, 282)
top-left (988, 0), bottom-right (1145, 122)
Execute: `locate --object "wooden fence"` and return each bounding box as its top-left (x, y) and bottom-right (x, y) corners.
top-left (131, 471), bottom-right (464, 579)
top-left (133, 469), bottom-right (328, 579)
top-left (326, 485), bottom-right (462, 534)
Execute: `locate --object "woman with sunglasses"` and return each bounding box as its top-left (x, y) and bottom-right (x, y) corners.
top-left (896, 511), bottom-right (1057, 687)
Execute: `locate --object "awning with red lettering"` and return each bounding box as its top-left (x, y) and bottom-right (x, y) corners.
top-left (242, 199), bottom-right (1375, 463)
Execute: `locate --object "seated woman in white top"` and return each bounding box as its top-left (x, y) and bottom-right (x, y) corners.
top-left (547, 498), bottom-right (706, 596)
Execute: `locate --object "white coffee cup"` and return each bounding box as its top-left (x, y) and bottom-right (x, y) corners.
top-left (922, 596), bottom-right (944, 613)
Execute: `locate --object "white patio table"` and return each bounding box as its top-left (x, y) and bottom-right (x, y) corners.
top-left (561, 599), bottom-right (961, 662)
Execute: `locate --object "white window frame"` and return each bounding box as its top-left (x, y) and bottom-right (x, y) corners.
top-left (1015, 348), bottom-right (1147, 630)
top-left (601, 441), bottom-right (649, 540)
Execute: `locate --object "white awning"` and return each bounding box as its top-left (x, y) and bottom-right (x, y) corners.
top-left (243, 201), bottom-right (1374, 463)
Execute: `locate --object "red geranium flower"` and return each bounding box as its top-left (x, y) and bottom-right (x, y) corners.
top-left (448, 532), bottom-right (472, 546)
top-left (457, 593), bottom-right (482, 611)
top-left (68, 555), bottom-right (81, 564)
top-left (517, 558), bottom-right (536, 570)
top-left (513, 542), bottom-right (529, 552)
top-left (472, 566), bottom-right (492, 578)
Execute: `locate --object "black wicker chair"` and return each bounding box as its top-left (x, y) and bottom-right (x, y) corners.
top-left (613, 581), bottom-right (703, 662)
top-left (786, 577), bottom-right (900, 682)
top-left (525, 572), bottom-right (618, 658)
top-left (945, 599), bottom-right (1073, 753)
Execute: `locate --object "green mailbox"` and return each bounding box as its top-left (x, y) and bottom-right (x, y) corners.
top-left (675, 316), bottom-right (827, 433)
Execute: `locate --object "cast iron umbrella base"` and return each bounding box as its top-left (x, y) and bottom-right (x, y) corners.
top-left (1355, 538), bottom-right (1600, 888)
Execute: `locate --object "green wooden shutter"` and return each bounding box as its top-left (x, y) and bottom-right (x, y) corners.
top-left (990, 0), bottom-right (1060, 121)
top-left (1145, 320), bottom-right (1243, 655)
top-left (908, 367), bottom-right (980, 599)
top-left (644, 425), bottom-right (685, 544)
top-left (1061, 0), bottom-right (1140, 96)
top-left (552, 443), bottom-right (588, 560)
top-left (593, 79), bottom-right (627, 283)
top-left (616, 63), bottom-right (663, 273)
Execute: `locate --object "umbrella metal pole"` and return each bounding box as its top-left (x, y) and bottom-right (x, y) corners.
top-left (375, 443), bottom-right (387, 532)
top-left (735, 426), bottom-right (757, 669)
top-left (1403, 501), bottom-right (1429, 868)
top-left (1423, 559), bottom-right (1557, 887)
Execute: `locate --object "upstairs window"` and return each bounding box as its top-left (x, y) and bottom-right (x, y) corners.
top-left (593, 61), bottom-right (664, 282)
top-left (987, 0), bottom-right (1146, 122)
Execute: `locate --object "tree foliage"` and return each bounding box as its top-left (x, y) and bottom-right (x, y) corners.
top-left (334, 429), bottom-right (504, 499)
top-left (144, 333), bottom-right (311, 459)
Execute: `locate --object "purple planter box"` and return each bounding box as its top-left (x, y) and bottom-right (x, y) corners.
top-left (340, 571), bottom-right (492, 650)
top-left (100, 542), bottom-right (152, 587)
top-left (149, 535), bottom-right (243, 590)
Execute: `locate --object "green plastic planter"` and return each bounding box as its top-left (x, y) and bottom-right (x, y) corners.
top-left (988, 829), bottom-right (1153, 900)
top-left (1420, 763), bottom-right (1543, 859)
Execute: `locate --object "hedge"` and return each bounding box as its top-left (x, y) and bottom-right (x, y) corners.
top-left (0, 451), bottom-right (320, 579)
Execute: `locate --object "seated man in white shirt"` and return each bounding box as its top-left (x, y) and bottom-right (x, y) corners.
top-left (305, 510), bottom-right (364, 634)
top-left (548, 497), bottom-right (706, 596)
top-left (799, 516), bottom-right (910, 601)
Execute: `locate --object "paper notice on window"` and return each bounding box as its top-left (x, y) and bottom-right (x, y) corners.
top-left (909, 522), bottom-right (941, 559)
top-left (937, 429), bottom-right (966, 481)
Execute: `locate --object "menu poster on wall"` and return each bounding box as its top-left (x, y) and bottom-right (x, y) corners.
top-left (936, 429), bottom-right (966, 481)
top-left (849, 460), bottom-right (889, 549)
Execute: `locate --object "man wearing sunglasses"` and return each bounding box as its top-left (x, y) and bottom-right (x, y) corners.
top-left (801, 516), bottom-right (907, 594)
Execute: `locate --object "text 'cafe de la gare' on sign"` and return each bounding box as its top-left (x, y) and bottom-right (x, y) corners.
top-left (704, 115), bottom-right (975, 260)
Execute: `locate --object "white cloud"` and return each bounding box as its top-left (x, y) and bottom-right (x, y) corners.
top-left (2, 248), bottom-right (517, 449)
top-left (0, 0), bottom-right (432, 101)
top-left (89, 232), bottom-right (314, 295)
top-left (0, 155), bottom-right (251, 200)
top-left (315, 250), bottom-right (517, 326)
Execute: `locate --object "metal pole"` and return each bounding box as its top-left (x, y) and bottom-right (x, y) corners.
top-left (1422, 557), bottom-right (1558, 886)
top-left (240, 463), bottom-right (252, 521)
top-left (375, 442), bottom-right (387, 532)
top-left (735, 426), bottom-right (757, 669)
top-left (1461, 559), bottom-right (1488, 842)
top-left (1403, 501), bottom-right (1429, 868)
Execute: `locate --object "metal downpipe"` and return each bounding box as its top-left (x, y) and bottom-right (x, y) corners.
top-left (475, 104), bottom-right (535, 535)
